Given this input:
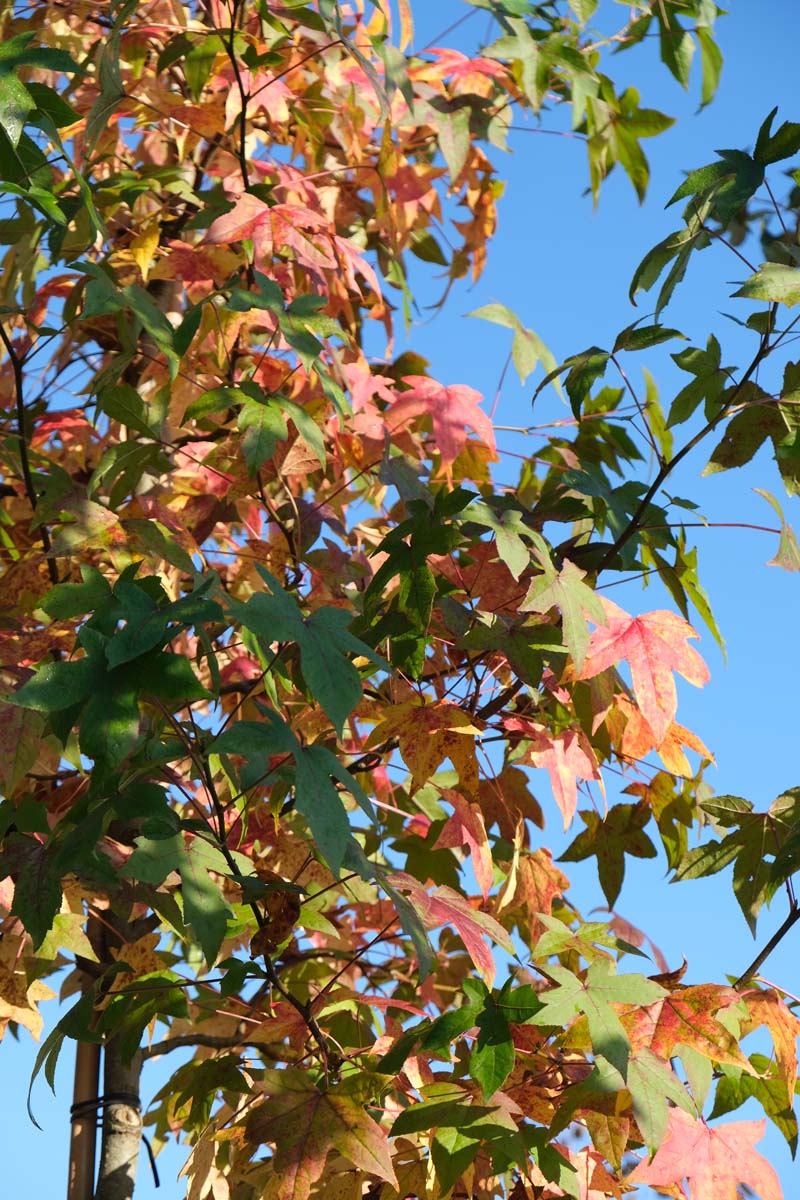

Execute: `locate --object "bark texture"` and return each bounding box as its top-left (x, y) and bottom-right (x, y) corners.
top-left (93, 1041), bottom-right (143, 1200)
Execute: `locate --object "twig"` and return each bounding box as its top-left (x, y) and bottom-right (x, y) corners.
top-left (0, 323), bottom-right (59, 584)
top-left (733, 904), bottom-right (800, 990)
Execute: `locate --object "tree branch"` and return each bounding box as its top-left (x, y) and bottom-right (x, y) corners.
top-left (0, 322), bottom-right (59, 584)
top-left (733, 903), bottom-right (800, 990)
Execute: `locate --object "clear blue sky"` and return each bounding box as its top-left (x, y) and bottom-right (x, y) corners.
top-left (4, 3), bottom-right (800, 1196)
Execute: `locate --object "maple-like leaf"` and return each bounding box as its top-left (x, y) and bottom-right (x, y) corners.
top-left (504, 716), bottom-right (602, 828)
top-left (434, 789), bottom-right (494, 898)
top-left (387, 375), bottom-right (497, 473)
top-left (581, 598), bottom-right (710, 745)
top-left (620, 984), bottom-right (754, 1073)
top-left (616, 693), bottom-right (713, 776)
top-left (246, 1070), bottom-right (397, 1200)
top-left (741, 987), bottom-right (800, 1096)
top-left (521, 555), bottom-right (606, 671)
top-left (627, 1108), bottom-right (783, 1200)
top-left (559, 801), bottom-right (658, 908)
top-left (386, 871), bottom-right (514, 987)
top-left (368, 700), bottom-right (483, 798)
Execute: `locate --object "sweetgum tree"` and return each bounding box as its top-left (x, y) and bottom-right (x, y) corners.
top-left (1, 1), bottom-right (800, 1198)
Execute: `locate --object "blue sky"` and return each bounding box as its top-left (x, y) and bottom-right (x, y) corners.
top-left (4, 3), bottom-right (800, 1197)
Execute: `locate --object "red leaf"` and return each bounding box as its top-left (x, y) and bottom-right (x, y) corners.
top-left (628, 1108), bottom-right (783, 1200)
top-left (504, 717), bottom-right (602, 829)
top-left (386, 871), bottom-right (514, 987)
top-left (387, 375), bottom-right (497, 473)
top-left (581, 599), bottom-right (709, 745)
top-left (434, 788), bottom-right (494, 898)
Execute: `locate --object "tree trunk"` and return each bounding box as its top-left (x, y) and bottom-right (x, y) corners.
top-left (94, 1041), bottom-right (143, 1200)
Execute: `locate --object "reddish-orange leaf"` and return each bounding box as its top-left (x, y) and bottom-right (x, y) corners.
top-left (504, 717), bottom-right (601, 828)
top-left (627, 1108), bottom-right (783, 1200)
top-left (581, 599), bottom-right (709, 745)
top-left (620, 984), bottom-right (753, 1071)
top-left (386, 871), bottom-right (514, 987)
top-left (434, 789), bottom-right (494, 898)
top-left (387, 375), bottom-right (497, 473)
top-left (246, 1070), bottom-right (397, 1200)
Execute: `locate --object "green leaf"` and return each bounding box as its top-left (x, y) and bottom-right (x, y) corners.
top-left (668, 150), bottom-right (764, 225)
top-left (232, 568), bottom-right (385, 736)
top-left (467, 303), bottom-right (559, 389)
top-left (471, 997), bottom-right (514, 1099)
top-left (0, 73), bottom-right (34, 147)
top-left (755, 488), bottom-right (800, 572)
top-left (11, 657), bottom-right (99, 712)
top-left (41, 566), bottom-right (112, 619)
top-left (238, 397), bottom-right (289, 473)
top-left (520, 555), bottom-right (606, 672)
top-left (625, 1047), bottom-right (695, 1151)
top-left (733, 263), bottom-right (800, 307)
top-left (122, 834), bottom-right (233, 965)
top-left (559, 802), bottom-right (658, 908)
top-left (612, 323), bottom-right (685, 353)
top-left (755, 108), bottom-right (800, 165)
top-left (531, 960), bottom-right (664, 1077)
top-left (0, 834), bottom-right (62, 948)
top-left (696, 27), bottom-right (723, 110)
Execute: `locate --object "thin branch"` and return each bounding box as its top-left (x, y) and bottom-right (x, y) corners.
top-left (734, 904), bottom-right (800, 990)
top-left (142, 1032), bottom-right (293, 1062)
top-left (0, 322), bottom-right (59, 584)
top-left (596, 317), bottom-right (777, 572)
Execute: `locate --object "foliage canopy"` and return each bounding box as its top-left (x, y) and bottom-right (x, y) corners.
top-left (2, 1), bottom-right (800, 1198)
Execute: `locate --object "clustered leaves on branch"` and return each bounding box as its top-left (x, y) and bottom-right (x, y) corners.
top-left (1, 1), bottom-right (800, 1198)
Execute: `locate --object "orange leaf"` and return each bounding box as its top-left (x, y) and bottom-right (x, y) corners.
top-left (628, 1108), bottom-right (782, 1200)
top-left (741, 987), bottom-right (800, 1095)
top-left (581, 599), bottom-right (709, 745)
top-left (368, 700), bottom-right (482, 797)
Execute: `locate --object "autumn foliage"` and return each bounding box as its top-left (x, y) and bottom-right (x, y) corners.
top-left (2, 1), bottom-right (800, 1198)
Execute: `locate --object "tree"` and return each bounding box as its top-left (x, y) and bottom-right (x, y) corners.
top-left (1, 1), bottom-right (799, 1198)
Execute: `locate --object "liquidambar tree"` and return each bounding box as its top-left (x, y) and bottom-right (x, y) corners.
top-left (2, 2), bottom-right (800, 1198)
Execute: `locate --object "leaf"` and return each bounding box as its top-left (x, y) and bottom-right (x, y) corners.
top-left (369, 700), bottom-right (483, 799)
top-left (245, 1071), bottom-right (396, 1200)
top-left (0, 835), bottom-right (62, 948)
top-left (471, 993), bottom-right (514, 1099)
top-left (755, 488), bottom-right (800, 571)
top-left (231, 568), bottom-right (385, 737)
top-left (580, 598), bottom-right (710, 745)
top-left (755, 107), bottom-right (800, 165)
top-left (387, 375), bottom-right (497, 473)
top-left (121, 834), bottom-right (233, 966)
top-left (434, 789), bottom-right (494, 899)
top-left (733, 262), bottom-right (800, 307)
top-left (467, 303), bottom-right (558, 388)
top-left (520, 555), bottom-right (607, 671)
top-left (504, 717), bottom-right (602, 829)
top-left (531, 959), bottom-right (665, 1078)
top-left (559, 802), bottom-right (657, 908)
top-left (0, 73), bottom-right (34, 147)
top-left (627, 1108), bottom-right (783, 1200)
top-left (386, 871), bottom-right (514, 988)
